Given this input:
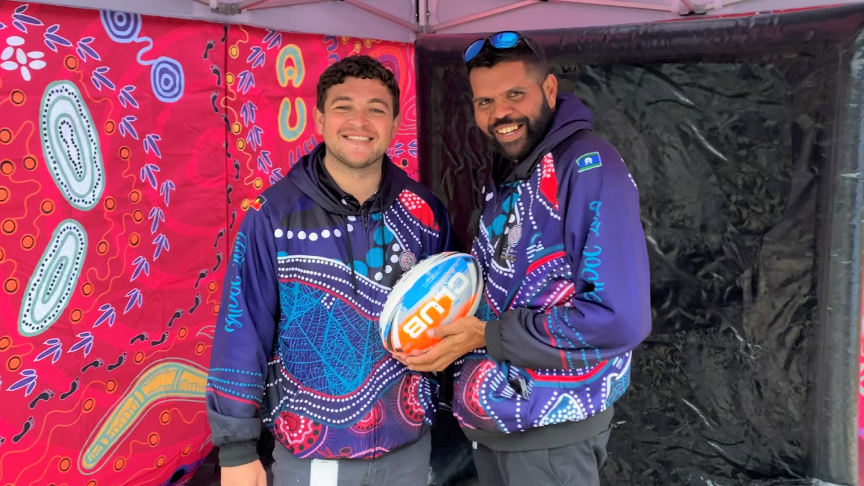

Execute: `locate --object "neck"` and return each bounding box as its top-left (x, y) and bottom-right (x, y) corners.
top-left (323, 151), bottom-right (383, 204)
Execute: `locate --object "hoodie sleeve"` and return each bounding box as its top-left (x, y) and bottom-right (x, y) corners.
top-left (206, 204), bottom-right (280, 467)
top-left (484, 139), bottom-right (651, 370)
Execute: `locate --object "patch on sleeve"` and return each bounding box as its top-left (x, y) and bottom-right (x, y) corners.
top-left (249, 195), bottom-right (266, 211)
top-left (576, 152), bottom-right (602, 173)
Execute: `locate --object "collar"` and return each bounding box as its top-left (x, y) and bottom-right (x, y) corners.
top-left (315, 150), bottom-right (384, 213)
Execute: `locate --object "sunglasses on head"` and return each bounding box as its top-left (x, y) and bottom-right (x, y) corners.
top-left (463, 31), bottom-right (539, 63)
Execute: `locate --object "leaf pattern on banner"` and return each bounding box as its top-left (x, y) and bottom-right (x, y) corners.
top-left (0, 5), bottom-right (417, 486)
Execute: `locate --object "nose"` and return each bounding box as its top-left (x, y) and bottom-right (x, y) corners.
top-left (491, 101), bottom-right (515, 123)
top-left (348, 110), bottom-right (370, 129)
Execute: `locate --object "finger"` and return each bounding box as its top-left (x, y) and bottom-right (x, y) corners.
top-left (428, 322), bottom-right (462, 339)
top-left (406, 345), bottom-right (445, 366)
top-left (409, 355), bottom-right (452, 373)
top-left (407, 360), bottom-right (436, 372)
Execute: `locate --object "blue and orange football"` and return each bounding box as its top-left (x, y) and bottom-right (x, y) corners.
top-left (379, 252), bottom-right (484, 354)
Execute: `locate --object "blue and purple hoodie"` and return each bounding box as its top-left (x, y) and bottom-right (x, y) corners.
top-left (454, 94), bottom-right (651, 450)
top-left (206, 143), bottom-right (454, 466)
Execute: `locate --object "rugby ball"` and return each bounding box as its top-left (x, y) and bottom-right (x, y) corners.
top-left (380, 252), bottom-right (484, 354)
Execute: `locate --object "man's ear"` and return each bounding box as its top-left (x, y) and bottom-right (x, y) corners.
top-left (314, 106), bottom-right (324, 134)
top-left (543, 74), bottom-right (558, 110)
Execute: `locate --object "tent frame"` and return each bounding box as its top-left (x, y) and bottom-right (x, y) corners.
top-left (424, 0), bottom-right (754, 31)
top-left (207, 0), bottom-right (754, 33)
top-left (27, 0), bottom-right (864, 42)
top-left (207, 0), bottom-right (417, 30)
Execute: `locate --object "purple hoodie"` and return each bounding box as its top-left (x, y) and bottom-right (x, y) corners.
top-left (206, 144), bottom-right (455, 466)
top-left (453, 94), bottom-right (651, 450)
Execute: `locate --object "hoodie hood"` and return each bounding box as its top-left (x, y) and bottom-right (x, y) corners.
top-left (288, 142), bottom-right (409, 216)
top-left (494, 93), bottom-right (594, 185)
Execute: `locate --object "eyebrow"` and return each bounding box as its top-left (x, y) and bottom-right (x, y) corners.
top-left (368, 98), bottom-right (390, 108)
top-left (472, 86), bottom-right (530, 103)
top-left (329, 95), bottom-right (353, 105)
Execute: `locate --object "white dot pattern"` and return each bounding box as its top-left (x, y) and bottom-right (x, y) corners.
top-left (451, 356), bottom-right (625, 435)
top-left (277, 256), bottom-right (389, 313)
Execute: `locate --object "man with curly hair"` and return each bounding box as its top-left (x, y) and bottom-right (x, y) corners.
top-left (207, 55), bottom-right (455, 486)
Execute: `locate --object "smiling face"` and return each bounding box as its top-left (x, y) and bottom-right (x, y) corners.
top-left (314, 76), bottom-right (400, 171)
top-left (469, 60), bottom-right (557, 162)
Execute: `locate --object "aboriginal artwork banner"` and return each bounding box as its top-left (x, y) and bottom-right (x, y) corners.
top-left (224, 25), bottom-right (418, 253)
top-left (0, 2), bottom-right (418, 485)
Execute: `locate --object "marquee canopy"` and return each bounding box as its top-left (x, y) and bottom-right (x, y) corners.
top-left (26, 0), bottom-right (864, 42)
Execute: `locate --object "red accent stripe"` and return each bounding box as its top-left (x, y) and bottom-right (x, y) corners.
top-left (525, 360), bottom-right (609, 382)
top-left (554, 283), bottom-right (575, 304)
top-left (280, 278), bottom-right (377, 320)
top-left (485, 293), bottom-right (499, 318)
top-left (527, 251), bottom-right (565, 275)
top-left (207, 387), bottom-right (262, 408)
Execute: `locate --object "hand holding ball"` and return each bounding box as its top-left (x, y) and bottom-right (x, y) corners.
top-left (379, 252), bottom-right (483, 354)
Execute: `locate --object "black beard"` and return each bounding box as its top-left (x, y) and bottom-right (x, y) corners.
top-left (488, 100), bottom-right (554, 162)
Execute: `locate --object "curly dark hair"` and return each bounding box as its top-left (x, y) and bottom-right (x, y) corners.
top-left (316, 55), bottom-right (400, 117)
top-left (465, 35), bottom-right (549, 82)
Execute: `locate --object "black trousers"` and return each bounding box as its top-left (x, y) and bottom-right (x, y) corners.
top-left (471, 428), bottom-right (610, 486)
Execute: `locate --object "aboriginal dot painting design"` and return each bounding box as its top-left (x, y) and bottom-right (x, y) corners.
top-left (0, 3), bottom-right (419, 486)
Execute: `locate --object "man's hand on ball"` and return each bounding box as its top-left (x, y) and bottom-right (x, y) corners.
top-left (405, 316), bottom-right (486, 372)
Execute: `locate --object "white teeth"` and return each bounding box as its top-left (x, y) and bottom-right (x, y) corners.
top-left (346, 136), bottom-right (371, 141)
top-left (496, 125), bottom-right (520, 135)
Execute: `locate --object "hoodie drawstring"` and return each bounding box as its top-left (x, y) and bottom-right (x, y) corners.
top-left (343, 193), bottom-right (385, 297)
top-left (494, 189), bottom-right (516, 261)
top-left (343, 211), bottom-right (359, 295)
top-left (375, 194), bottom-right (385, 265)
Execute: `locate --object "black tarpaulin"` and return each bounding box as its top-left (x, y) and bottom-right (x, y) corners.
top-left (417, 5), bottom-right (864, 485)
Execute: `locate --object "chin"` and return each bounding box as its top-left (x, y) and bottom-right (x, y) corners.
top-left (343, 155), bottom-right (380, 169)
top-left (499, 142), bottom-right (528, 161)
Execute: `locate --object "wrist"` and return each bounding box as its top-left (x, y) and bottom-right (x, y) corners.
top-left (218, 440), bottom-right (260, 467)
top-left (475, 319), bottom-right (488, 348)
